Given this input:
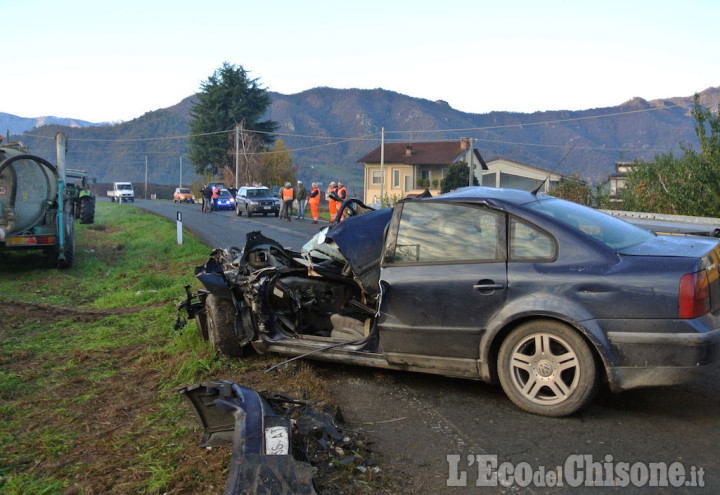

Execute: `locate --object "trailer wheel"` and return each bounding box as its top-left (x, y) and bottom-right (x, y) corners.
top-left (79, 196), bottom-right (95, 224)
top-left (206, 294), bottom-right (246, 357)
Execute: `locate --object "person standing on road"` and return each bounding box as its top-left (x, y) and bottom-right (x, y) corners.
top-left (296, 181), bottom-right (307, 220)
top-left (326, 181), bottom-right (338, 222)
top-left (337, 181), bottom-right (348, 221)
top-left (281, 182), bottom-right (294, 222)
top-left (201, 184), bottom-right (212, 213)
top-left (308, 182), bottom-right (320, 224)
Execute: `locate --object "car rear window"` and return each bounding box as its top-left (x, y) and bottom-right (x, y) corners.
top-left (525, 197), bottom-right (653, 250)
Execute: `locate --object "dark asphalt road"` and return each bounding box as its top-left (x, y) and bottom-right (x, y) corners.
top-left (132, 199), bottom-right (720, 494)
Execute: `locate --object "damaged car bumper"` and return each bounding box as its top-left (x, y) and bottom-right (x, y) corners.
top-left (179, 381), bottom-right (317, 494)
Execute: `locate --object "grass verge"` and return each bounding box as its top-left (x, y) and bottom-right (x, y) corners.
top-left (0, 203), bottom-right (369, 494)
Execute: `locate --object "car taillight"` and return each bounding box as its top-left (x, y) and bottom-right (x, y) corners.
top-left (679, 270), bottom-right (710, 319)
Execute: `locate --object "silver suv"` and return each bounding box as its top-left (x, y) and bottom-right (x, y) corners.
top-left (235, 186), bottom-right (280, 217)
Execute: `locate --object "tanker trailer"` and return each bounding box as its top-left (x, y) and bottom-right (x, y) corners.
top-left (0, 133), bottom-right (75, 268)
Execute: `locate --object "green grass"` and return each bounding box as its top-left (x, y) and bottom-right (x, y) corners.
top-left (0, 202), bottom-right (358, 494)
top-left (0, 203), bottom-right (220, 494)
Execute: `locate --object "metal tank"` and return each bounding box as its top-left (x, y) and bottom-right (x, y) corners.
top-left (0, 144), bottom-right (59, 236)
top-left (0, 134), bottom-right (74, 268)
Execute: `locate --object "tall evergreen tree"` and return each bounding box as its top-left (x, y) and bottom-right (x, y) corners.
top-left (188, 63), bottom-right (278, 176)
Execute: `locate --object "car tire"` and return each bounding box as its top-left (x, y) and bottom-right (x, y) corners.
top-left (274, 211), bottom-right (279, 217)
top-left (246, 207), bottom-right (253, 218)
top-left (206, 294), bottom-right (246, 357)
top-left (236, 205), bottom-right (242, 216)
top-left (497, 320), bottom-right (598, 417)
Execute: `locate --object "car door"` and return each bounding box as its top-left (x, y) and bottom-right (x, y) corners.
top-left (377, 201), bottom-right (508, 376)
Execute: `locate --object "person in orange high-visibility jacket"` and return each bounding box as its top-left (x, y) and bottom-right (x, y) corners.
top-left (211, 186), bottom-right (219, 211)
top-left (326, 181), bottom-right (338, 222)
top-left (308, 182), bottom-right (321, 224)
top-left (281, 182), bottom-right (294, 222)
top-left (337, 181), bottom-right (348, 220)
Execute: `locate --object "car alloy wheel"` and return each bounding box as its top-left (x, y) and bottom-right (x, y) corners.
top-left (498, 320), bottom-right (598, 417)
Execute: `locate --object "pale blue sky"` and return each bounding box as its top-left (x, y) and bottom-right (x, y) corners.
top-left (2, 0), bottom-right (718, 122)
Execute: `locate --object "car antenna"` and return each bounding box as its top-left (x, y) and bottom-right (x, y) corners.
top-left (531, 144), bottom-right (576, 196)
top-left (530, 177), bottom-right (548, 196)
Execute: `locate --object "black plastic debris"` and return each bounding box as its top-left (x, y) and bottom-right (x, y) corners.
top-left (179, 381), bottom-right (369, 494)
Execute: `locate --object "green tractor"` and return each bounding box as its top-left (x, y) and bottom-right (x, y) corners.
top-left (66, 169), bottom-right (96, 224)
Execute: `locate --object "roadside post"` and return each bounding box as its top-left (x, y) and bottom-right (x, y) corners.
top-left (176, 212), bottom-right (183, 245)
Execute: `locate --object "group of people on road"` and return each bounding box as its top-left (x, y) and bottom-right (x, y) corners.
top-left (278, 180), bottom-right (347, 223)
top-left (326, 181), bottom-right (347, 222)
top-left (200, 179), bottom-right (348, 223)
top-left (199, 183), bottom-right (219, 213)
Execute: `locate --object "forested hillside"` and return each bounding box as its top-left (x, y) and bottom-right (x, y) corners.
top-left (9, 85), bottom-right (718, 187)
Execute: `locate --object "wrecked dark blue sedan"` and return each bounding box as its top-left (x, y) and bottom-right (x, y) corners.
top-left (181, 187), bottom-right (720, 417)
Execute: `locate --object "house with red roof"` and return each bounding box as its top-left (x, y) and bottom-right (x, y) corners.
top-left (357, 138), bottom-right (484, 204)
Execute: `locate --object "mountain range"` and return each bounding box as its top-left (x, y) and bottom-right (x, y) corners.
top-left (5, 85), bottom-right (719, 188)
top-left (0, 113), bottom-right (110, 135)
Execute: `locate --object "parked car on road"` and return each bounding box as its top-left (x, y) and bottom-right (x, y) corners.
top-left (173, 187), bottom-right (195, 203)
top-left (180, 187), bottom-right (720, 417)
top-left (235, 186), bottom-right (280, 217)
top-left (211, 188), bottom-right (235, 211)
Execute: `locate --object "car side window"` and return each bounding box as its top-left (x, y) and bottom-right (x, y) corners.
top-left (391, 202), bottom-right (503, 263)
top-left (509, 217), bottom-right (556, 261)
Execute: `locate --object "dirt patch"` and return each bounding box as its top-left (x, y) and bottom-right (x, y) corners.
top-left (0, 301), bottom-right (167, 330)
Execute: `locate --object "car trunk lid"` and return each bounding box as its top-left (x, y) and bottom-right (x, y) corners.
top-left (620, 234), bottom-right (720, 315)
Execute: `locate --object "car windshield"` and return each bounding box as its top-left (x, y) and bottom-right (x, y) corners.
top-left (179, 188), bottom-right (191, 194)
top-left (248, 189), bottom-right (272, 198)
top-left (117, 184), bottom-right (132, 190)
top-left (525, 197), bottom-right (653, 250)
top-left (218, 190), bottom-right (231, 198)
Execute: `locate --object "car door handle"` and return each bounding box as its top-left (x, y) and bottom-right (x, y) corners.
top-left (473, 282), bottom-right (505, 292)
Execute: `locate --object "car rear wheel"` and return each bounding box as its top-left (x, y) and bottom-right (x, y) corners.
top-left (206, 294), bottom-right (246, 357)
top-left (497, 320), bottom-right (598, 417)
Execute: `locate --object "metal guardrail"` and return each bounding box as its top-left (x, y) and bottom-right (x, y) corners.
top-left (602, 209), bottom-right (720, 226)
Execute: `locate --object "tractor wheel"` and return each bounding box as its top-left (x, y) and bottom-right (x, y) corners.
top-left (79, 196), bottom-right (96, 224)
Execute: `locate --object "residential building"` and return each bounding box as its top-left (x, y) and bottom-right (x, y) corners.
top-left (607, 161), bottom-right (639, 199)
top-left (479, 158), bottom-right (563, 193)
top-left (358, 139), bottom-right (485, 204)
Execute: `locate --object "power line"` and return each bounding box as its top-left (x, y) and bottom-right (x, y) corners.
top-left (15, 103), bottom-right (687, 160)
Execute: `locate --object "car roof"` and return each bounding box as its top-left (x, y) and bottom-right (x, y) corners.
top-left (430, 186), bottom-right (552, 207)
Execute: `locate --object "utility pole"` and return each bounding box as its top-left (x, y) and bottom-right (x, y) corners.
top-left (145, 156), bottom-right (148, 199)
top-left (179, 157), bottom-right (183, 187)
top-left (234, 124), bottom-right (240, 190)
top-left (468, 138), bottom-right (475, 187)
top-left (379, 127), bottom-right (385, 203)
